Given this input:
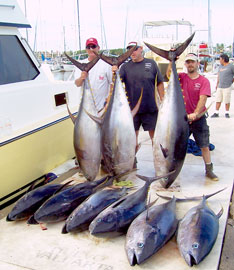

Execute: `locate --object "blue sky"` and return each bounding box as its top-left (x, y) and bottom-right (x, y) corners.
top-left (18, 0), bottom-right (234, 51)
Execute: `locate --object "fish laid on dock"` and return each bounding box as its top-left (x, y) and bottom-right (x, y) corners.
top-left (62, 186), bottom-right (130, 234)
top-left (177, 191), bottom-right (224, 266)
top-left (125, 196), bottom-right (178, 265)
top-left (89, 172), bottom-right (173, 235)
top-left (125, 187), bottom-right (226, 266)
top-left (27, 176), bottom-right (111, 224)
top-left (6, 182), bottom-right (71, 222)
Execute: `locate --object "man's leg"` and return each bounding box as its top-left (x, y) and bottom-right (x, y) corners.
top-left (211, 102), bottom-right (221, 118)
top-left (149, 130), bottom-right (154, 145)
top-left (211, 88), bottom-right (222, 118)
top-left (192, 116), bottom-right (218, 181)
top-left (201, 147), bottom-right (218, 181)
top-left (224, 88), bottom-right (231, 117)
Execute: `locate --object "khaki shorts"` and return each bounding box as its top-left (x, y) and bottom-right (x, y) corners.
top-left (216, 87), bottom-right (232, 103)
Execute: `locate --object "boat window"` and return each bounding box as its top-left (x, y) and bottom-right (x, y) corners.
top-left (54, 92), bottom-right (67, 107)
top-left (0, 35), bottom-right (39, 85)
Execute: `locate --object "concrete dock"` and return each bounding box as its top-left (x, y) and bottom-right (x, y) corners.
top-left (0, 81), bottom-right (233, 270)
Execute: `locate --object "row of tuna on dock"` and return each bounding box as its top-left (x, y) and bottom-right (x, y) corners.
top-left (6, 170), bottom-right (225, 267)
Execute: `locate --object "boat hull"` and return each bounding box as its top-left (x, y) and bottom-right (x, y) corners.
top-left (0, 117), bottom-right (75, 202)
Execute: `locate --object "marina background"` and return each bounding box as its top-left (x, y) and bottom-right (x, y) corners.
top-left (17, 0), bottom-right (234, 53)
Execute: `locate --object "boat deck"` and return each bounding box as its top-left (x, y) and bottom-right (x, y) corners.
top-left (0, 84), bottom-right (233, 270)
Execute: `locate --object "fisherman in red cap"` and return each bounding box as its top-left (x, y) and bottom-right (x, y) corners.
top-left (75, 37), bottom-right (113, 113)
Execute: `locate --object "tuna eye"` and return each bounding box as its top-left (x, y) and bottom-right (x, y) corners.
top-left (106, 214), bottom-right (114, 222)
top-left (192, 242), bottom-right (199, 249)
top-left (69, 216), bottom-right (73, 220)
top-left (137, 242), bottom-right (144, 248)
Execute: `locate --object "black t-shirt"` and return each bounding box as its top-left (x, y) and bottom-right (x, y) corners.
top-left (119, 58), bottom-right (164, 113)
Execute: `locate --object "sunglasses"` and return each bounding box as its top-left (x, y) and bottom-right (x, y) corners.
top-left (86, 45), bottom-right (97, 49)
top-left (127, 46), bottom-right (140, 51)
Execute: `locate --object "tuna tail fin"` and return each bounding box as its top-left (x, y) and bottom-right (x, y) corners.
top-left (93, 45), bottom-right (137, 67)
top-left (64, 53), bottom-right (100, 72)
top-left (131, 88), bottom-right (143, 118)
top-left (137, 170), bottom-right (175, 185)
top-left (144, 32), bottom-right (195, 62)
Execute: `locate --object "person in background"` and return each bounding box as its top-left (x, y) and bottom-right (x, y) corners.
top-left (75, 37), bottom-right (113, 113)
top-left (211, 53), bottom-right (234, 118)
top-left (166, 52), bottom-right (218, 181)
top-left (119, 41), bottom-right (164, 157)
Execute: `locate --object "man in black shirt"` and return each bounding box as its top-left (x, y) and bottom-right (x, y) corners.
top-left (120, 41), bottom-right (164, 150)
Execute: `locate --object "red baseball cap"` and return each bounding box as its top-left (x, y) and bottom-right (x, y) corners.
top-left (86, 37), bottom-right (99, 47)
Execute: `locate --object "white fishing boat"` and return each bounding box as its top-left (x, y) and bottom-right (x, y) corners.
top-left (0, 0), bottom-right (81, 207)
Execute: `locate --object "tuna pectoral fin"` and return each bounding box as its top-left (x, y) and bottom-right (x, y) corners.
top-left (146, 195), bottom-right (158, 221)
top-left (84, 109), bottom-right (103, 125)
top-left (54, 180), bottom-right (74, 195)
top-left (160, 144), bottom-right (169, 159)
top-left (66, 100), bottom-right (76, 124)
top-left (132, 88), bottom-right (143, 118)
top-left (156, 187), bottom-right (227, 202)
top-left (26, 178), bottom-right (41, 193)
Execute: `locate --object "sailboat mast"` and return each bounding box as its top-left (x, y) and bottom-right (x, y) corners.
top-left (99, 0), bottom-right (107, 50)
top-left (76, 0), bottom-right (81, 53)
top-left (123, 5), bottom-right (128, 51)
top-left (208, 0), bottom-right (213, 55)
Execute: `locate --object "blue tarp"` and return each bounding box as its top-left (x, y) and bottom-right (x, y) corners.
top-left (187, 139), bottom-right (215, 156)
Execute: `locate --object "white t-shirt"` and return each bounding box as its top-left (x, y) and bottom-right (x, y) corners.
top-left (74, 59), bottom-right (113, 111)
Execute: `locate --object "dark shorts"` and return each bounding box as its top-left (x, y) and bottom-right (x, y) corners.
top-left (189, 115), bottom-right (210, 148)
top-left (134, 111), bottom-right (158, 131)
